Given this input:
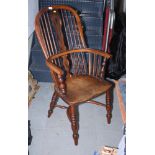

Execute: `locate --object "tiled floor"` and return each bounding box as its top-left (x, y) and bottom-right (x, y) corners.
top-left (28, 82), bottom-right (123, 155)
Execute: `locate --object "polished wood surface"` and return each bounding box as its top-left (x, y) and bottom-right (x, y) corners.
top-left (35, 5), bottom-right (113, 145)
top-left (106, 89), bottom-right (112, 124)
top-left (64, 75), bottom-right (112, 105)
top-left (48, 91), bottom-right (59, 118)
top-left (67, 106), bottom-right (79, 145)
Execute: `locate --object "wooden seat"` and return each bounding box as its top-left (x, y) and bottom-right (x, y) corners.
top-left (64, 76), bottom-right (112, 105)
top-left (35, 5), bottom-right (113, 145)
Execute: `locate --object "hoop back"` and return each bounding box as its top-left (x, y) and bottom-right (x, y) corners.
top-left (35, 5), bottom-right (106, 79)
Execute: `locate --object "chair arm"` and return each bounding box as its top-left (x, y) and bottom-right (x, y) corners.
top-left (46, 60), bottom-right (66, 95)
top-left (46, 60), bottom-right (64, 75)
top-left (48, 48), bottom-right (112, 61)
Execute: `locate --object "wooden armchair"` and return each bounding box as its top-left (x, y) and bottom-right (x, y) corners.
top-left (35, 5), bottom-right (113, 145)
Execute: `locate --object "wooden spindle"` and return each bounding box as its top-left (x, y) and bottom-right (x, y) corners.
top-left (100, 58), bottom-right (107, 79)
top-left (58, 74), bottom-right (66, 95)
top-left (70, 12), bottom-right (87, 75)
top-left (93, 54), bottom-right (97, 76)
top-left (43, 14), bottom-right (53, 56)
top-left (40, 17), bottom-right (51, 57)
top-left (46, 12), bottom-right (61, 66)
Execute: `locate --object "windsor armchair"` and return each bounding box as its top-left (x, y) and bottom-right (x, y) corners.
top-left (35, 5), bottom-right (113, 145)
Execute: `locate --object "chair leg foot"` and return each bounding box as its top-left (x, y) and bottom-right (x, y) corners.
top-left (48, 91), bottom-right (59, 118)
top-left (48, 110), bottom-right (53, 118)
top-left (106, 89), bottom-right (112, 124)
top-left (67, 106), bottom-right (79, 145)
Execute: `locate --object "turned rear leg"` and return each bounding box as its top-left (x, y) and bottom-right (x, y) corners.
top-left (106, 89), bottom-right (112, 124)
top-left (48, 91), bottom-right (59, 118)
top-left (67, 106), bottom-right (79, 145)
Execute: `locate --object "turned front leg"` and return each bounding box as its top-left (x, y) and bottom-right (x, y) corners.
top-left (48, 91), bottom-right (59, 118)
top-left (106, 89), bottom-right (112, 124)
top-left (58, 74), bottom-right (66, 95)
top-left (67, 106), bottom-right (79, 145)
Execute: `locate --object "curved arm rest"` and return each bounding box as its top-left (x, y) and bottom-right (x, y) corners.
top-left (46, 60), bottom-right (64, 75)
top-left (46, 60), bottom-right (66, 95)
top-left (48, 48), bottom-right (112, 61)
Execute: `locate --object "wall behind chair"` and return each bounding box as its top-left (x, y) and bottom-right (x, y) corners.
top-left (28, 0), bottom-right (39, 37)
top-left (28, 0), bottom-right (39, 59)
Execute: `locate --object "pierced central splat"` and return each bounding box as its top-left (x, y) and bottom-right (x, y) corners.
top-left (50, 10), bottom-right (70, 75)
top-left (50, 10), bottom-right (67, 51)
top-left (35, 6), bottom-right (109, 78)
